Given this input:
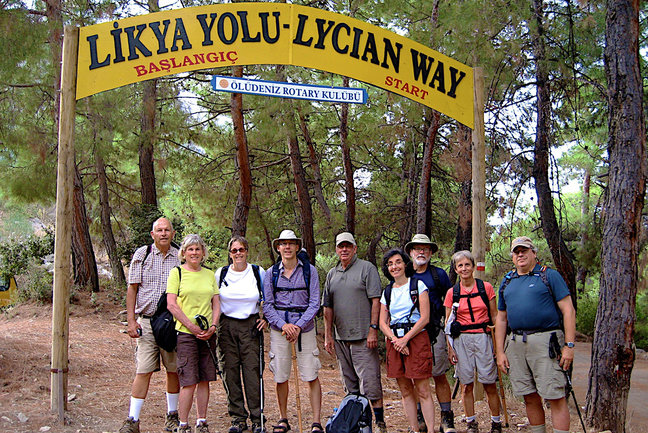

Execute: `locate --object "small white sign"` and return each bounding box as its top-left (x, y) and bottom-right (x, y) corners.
top-left (211, 75), bottom-right (367, 104)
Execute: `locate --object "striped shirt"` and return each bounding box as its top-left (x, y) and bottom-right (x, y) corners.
top-left (128, 244), bottom-right (180, 316)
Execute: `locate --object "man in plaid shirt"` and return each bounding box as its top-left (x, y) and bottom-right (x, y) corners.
top-left (120, 217), bottom-right (181, 433)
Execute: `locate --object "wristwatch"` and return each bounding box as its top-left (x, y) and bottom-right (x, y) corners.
top-left (369, 324), bottom-right (379, 330)
top-left (564, 342), bottom-right (575, 348)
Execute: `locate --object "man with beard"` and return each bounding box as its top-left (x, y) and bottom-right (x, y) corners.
top-left (405, 234), bottom-right (455, 433)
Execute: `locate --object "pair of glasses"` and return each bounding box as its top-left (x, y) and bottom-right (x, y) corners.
top-left (230, 248), bottom-right (247, 254)
top-left (279, 241), bottom-right (297, 246)
top-left (412, 247), bottom-right (430, 253)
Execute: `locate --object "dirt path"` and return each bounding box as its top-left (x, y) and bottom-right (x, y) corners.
top-left (0, 293), bottom-right (644, 432)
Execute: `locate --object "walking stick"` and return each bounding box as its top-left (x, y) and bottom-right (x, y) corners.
top-left (291, 341), bottom-right (303, 433)
top-left (490, 328), bottom-right (509, 427)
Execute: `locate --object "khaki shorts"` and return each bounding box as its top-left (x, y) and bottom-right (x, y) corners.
top-left (269, 328), bottom-right (320, 383)
top-left (504, 330), bottom-right (567, 399)
top-left (135, 317), bottom-right (177, 374)
top-left (431, 326), bottom-right (450, 377)
top-left (335, 339), bottom-right (383, 401)
top-left (453, 332), bottom-right (497, 385)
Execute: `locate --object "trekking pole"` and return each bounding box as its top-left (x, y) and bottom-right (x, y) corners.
top-left (257, 308), bottom-right (266, 433)
top-left (292, 342), bottom-right (303, 433)
top-left (489, 327), bottom-right (509, 427)
top-left (549, 332), bottom-right (587, 433)
top-left (195, 314), bottom-right (222, 377)
top-left (451, 379), bottom-right (460, 400)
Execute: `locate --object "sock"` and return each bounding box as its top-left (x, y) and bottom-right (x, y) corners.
top-left (529, 425), bottom-right (546, 433)
top-left (440, 401), bottom-right (452, 412)
top-left (179, 422), bottom-right (188, 427)
top-left (373, 407), bottom-right (384, 423)
top-left (128, 397), bottom-right (145, 421)
top-left (166, 392), bottom-right (179, 413)
top-left (491, 415), bottom-right (501, 423)
top-left (466, 415), bottom-right (476, 423)
top-left (553, 430), bottom-right (569, 433)
top-left (197, 418), bottom-right (207, 426)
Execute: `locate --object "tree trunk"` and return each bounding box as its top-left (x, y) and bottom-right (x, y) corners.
top-left (71, 165), bottom-right (99, 292)
top-left (231, 65), bottom-right (252, 237)
top-left (298, 107), bottom-right (332, 224)
top-left (531, 0), bottom-right (577, 302)
top-left (399, 135), bottom-right (418, 246)
top-left (586, 1), bottom-right (645, 431)
top-left (340, 76), bottom-right (356, 233)
top-left (139, 78), bottom-right (158, 206)
top-left (276, 66), bottom-right (316, 262)
top-left (416, 110), bottom-right (441, 235)
top-left (576, 168), bottom-right (591, 292)
top-left (367, 231), bottom-right (383, 268)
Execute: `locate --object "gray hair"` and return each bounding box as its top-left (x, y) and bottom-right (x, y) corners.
top-left (152, 217), bottom-right (174, 232)
top-left (179, 234), bottom-right (208, 262)
top-left (451, 250), bottom-right (475, 270)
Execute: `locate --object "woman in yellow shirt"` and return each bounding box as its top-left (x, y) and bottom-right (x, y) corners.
top-left (167, 234), bottom-right (220, 433)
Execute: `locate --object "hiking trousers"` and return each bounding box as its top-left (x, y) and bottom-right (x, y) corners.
top-left (218, 314), bottom-right (263, 425)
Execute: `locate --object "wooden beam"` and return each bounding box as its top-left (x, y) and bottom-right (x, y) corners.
top-left (51, 25), bottom-right (78, 421)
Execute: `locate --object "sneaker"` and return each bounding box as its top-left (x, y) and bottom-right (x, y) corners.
top-left (165, 411), bottom-right (180, 432)
top-left (440, 410), bottom-right (456, 433)
top-left (196, 421), bottom-right (210, 433)
top-left (178, 425), bottom-right (192, 433)
top-left (376, 421), bottom-right (388, 433)
top-left (119, 417), bottom-right (140, 433)
top-left (417, 411), bottom-right (427, 433)
top-left (490, 421), bottom-right (502, 433)
top-left (467, 420), bottom-right (479, 433)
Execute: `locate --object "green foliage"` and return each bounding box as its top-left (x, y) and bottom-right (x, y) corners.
top-left (0, 230), bottom-right (54, 280)
top-left (576, 291), bottom-right (599, 337)
top-left (16, 260), bottom-right (53, 304)
top-left (635, 292), bottom-right (648, 351)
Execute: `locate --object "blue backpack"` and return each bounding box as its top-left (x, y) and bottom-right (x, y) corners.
top-left (325, 393), bottom-right (372, 433)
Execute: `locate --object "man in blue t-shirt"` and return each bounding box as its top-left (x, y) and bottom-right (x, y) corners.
top-left (405, 234), bottom-right (455, 433)
top-left (494, 236), bottom-right (576, 433)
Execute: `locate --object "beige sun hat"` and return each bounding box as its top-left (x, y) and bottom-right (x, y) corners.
top-left (510, 236), bottom-right (536, 253)
top-left (335, 232), bottom-right (356, 247)
top-left (272, 229), bottom-right (303, 251)
top-left (404, 233), bottom-right (439, 255)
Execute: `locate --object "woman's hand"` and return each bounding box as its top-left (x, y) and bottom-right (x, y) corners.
top-left (448, 345), bottom-right (458, 365)
top-left (197, 324), bottom-right (217, 341)
top-left (391, 335), bottom-right (410, 355)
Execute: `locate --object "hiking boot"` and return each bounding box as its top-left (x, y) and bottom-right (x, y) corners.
top-left (490, 421), bottom-right (502, 433)
top-left (196, 421), bottom-right (210, 433)
top-left (178, 425), bottom-right (192, 433)
top-left (165, 411), bottom-right (180, 432)
top-left (466, 420), bottom-right (479, 433)
top-left (228, 421), bottom-right (247, 433)
top-left (251, 423), bottom-right (265, 433)
top-left (119, 417), bottom-right (140, 433)
top-left (417, 410), bottom-right (427, 433)
top-left (440, 410), bottom-right (456, 433)
top-left (376, 420), bottom-right (388, 433)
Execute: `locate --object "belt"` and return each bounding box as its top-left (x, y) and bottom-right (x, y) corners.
top-left (511, 327), bottom-right (560, 342)
top-left (222, 313), bottom-right (259, 321)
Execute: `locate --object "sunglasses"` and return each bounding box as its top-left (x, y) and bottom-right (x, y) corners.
top-left (229, 247), bottom-right (247, 254)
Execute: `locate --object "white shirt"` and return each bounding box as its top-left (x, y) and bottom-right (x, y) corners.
top-left (215, 263), bottom-right (266, 319)
top-left (380, 278), bottom-right (428, 325)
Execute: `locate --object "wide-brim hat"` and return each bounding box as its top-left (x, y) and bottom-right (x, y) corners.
top-left (510, 236), bottom-right (536, 253)
top-left (405, 233), bottom-right (439, 254)
top-left (272, 229), bottom-right (303, 251)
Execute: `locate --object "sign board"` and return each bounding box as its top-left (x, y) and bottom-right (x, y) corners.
top-left (211, 75), bottom-right (367, 104)
top-left (77, 2), bottom-right (474, 127)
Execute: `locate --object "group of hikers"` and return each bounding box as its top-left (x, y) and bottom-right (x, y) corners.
top-left (120, 217), bottom-right (576, 433)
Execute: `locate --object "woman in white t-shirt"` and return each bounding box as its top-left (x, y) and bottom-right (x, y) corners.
top-left (379, 248), bottom-right (435, 433)
top-left (215, 236), bottom-right (267, 433)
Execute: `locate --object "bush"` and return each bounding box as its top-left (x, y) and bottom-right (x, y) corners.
top-left (0, 230), bottom-right (54, 280)
top-left (576, 291), bottom-right (599, 337)
top-left (635, 292), bottom-right (648, 351)
top-left (16, 260), bottom-right (53, 304)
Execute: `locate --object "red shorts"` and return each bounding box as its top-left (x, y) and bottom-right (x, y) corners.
top-left (386, 330), bottom-right (434, 379)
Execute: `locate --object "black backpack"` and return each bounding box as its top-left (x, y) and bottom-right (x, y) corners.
top-left (325, 393), bottom-right (372, 433)
top-left (450, 278), bottom-right (492, 333)
top-left (150, 266), bottom-right (182, 352)
top-left (383, 276), bottom-right (439, 345)
top-left (426, 265), bottom-right (448, 329)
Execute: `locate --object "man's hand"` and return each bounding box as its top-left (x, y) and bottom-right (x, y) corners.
top-left (127, 320), bottom-right (141, 339)
top-left (366, 328), bottom-right (378, 349)
top-left (324, 334), bottom-right (335, 355)
top-left (281, 323), bottom-right (301, 343)
top-left (559, 346), bottom-right (574, 370)
top-left (496, 352), bottom-right (510, 374)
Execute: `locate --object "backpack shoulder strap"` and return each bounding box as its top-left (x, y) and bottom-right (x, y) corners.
top-left (176, 265), bottom-right (182, 284)
top-left (143, 244), bottom-right (153, 263)
top-left (251, 264), bottom-right (263, 300)
top-left (271, 262), bottom-right (281, 296)
top-left (218, 265), bottom-right (230, 289)
top-left (430, 265), bottom-right (441, 291)
top-left (475, 278), bottom-right (492, 325)
top-left (384, 282), bottom-right (394, 309)
top-left (407, 277), bottom-right (420, 320)
top-left (452, 281), bottom-right (461, 304)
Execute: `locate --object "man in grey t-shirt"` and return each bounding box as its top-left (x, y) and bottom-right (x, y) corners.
top-left (323, 232), bottom-right (387, 433)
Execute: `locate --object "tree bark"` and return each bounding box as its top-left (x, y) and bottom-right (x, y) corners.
top-left (298, 107), bottom-right (332, 224)
top-left (71, 165), bottom-right (99, 292)
top-left (231, 65), bottom-right (252, 237)
top-left (399, 134), bottom-right (418, 246)
top-left (416, 110), bottom-right (441, 235)
top-left (531, 0), bottom-right (577, 302)
top-left (576, 168), bottom-right (591, 292)
top-left (586, 1), bottom-right (645, 430)
top-left (340, 76), bottom-right (356, 233)
top-left (139, 78), bottom-right (158, 206)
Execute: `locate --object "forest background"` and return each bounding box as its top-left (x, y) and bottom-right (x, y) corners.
top-left (0, 0), bottom-right (645, 431)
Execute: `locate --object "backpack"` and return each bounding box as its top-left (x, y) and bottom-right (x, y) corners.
top-left (325, 393), bottom-right (372, 433)
top-left (150, 266), bottom-right (181, 352)
top-left (426, 266), bottom-right (448, 329)
top-left (383, 276), bottom-right (439, 345)
top-left (271, 249), bottom-right (313, 320)
top-left (218, 264), bottom-right (264, 301)
top-left (450, 278), bottom-right (492, 333)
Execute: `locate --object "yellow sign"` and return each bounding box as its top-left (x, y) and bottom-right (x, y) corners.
top-left (77, 3), bottom-right (474, 127)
